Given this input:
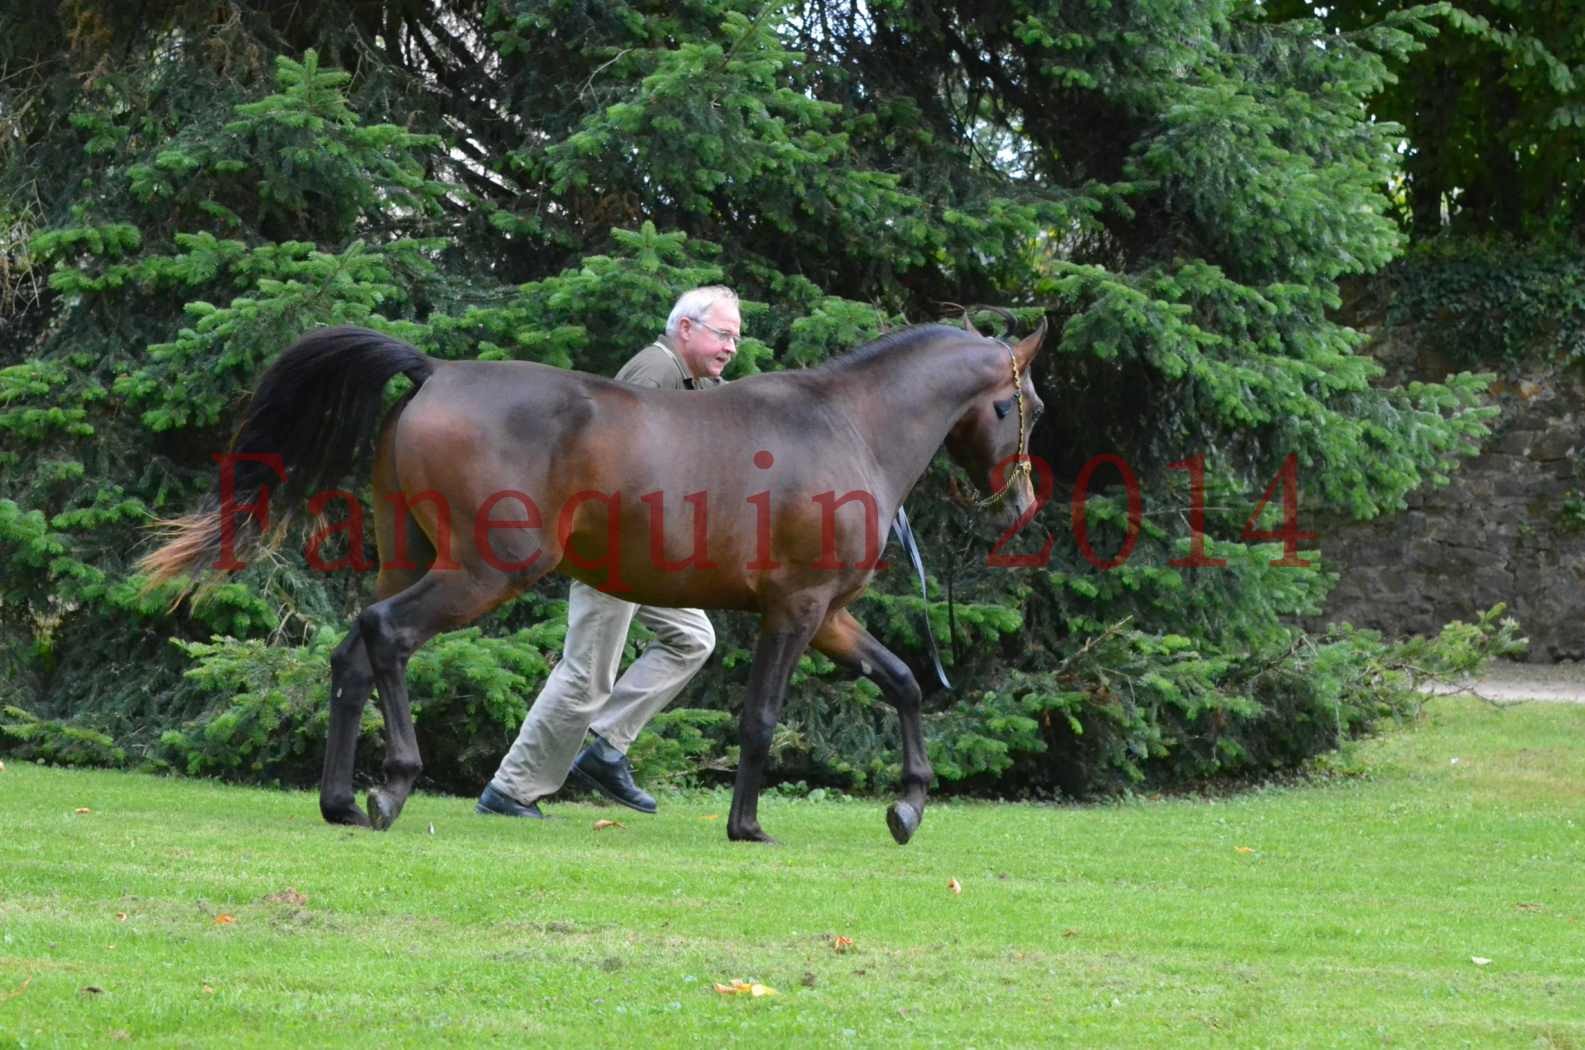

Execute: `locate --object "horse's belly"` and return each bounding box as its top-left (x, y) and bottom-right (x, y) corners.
top-left (559, 558), bottom-right (758, 612)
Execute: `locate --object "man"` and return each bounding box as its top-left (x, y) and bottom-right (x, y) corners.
top-left (476, 286), bottom-right (742, 819)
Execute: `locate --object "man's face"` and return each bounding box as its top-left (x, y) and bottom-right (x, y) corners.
top-left (676, 300), bottom-right (741, 380)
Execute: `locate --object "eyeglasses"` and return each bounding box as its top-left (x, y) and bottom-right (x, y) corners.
top-left (691, 319), bottom-right (741, 346)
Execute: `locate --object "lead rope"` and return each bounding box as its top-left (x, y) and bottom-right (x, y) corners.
top-left (889, 505), bottom-right (951, 691)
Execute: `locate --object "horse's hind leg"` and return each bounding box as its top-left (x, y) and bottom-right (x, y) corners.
top-left (811, 608), bottom-right (931, 845)
top-left (318, 570), bottom-right (427, 824)
top-left (358, 565), bottom-right (522, 830)
top-left (320, 631), bottom-right (376, 826)
top-left (728, 603), bottom-right (825, 844)
top-left (317, 456), bottom-right (431, 824)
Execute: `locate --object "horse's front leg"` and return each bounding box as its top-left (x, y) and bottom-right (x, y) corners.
top-left (728, 612), bottom-right (822, 844)
top-left (812, 608), bottom-right (931, 844)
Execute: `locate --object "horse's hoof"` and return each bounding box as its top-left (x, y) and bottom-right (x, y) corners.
top-left (886, 801), bottom-right (920, 845)
top-left (727, 824), bottom-right (780, 845)
top-left (366, 790), bottom-right (400, 831)
top-left (320, 798), bottom-right (372, 828)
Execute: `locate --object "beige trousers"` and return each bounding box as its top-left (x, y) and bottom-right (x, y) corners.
top-left (489, 579), bottom-right (715, 804)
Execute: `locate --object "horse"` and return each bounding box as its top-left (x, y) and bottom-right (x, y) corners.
top-left (140, 318), bottom-right (1048, 844)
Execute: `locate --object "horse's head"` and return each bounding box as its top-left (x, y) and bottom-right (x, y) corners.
top-left (945, 318), bottom-right (1048, 527)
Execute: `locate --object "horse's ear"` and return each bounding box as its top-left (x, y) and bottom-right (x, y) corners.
top-left (1013, 316), bottom-right (1049, 367)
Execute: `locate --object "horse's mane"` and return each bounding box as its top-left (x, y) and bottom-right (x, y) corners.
top-left (811, 323), bottom-right (968, 375)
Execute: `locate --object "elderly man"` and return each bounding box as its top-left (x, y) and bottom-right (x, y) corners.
top-left (476, 286), bottom-right (741, 819)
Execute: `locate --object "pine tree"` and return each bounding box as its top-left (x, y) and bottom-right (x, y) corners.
top-left (0, 1), bottom-right (1506, 794)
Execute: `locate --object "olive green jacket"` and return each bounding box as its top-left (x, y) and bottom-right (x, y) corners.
top-left (614, 333), bottom-right (725, 391)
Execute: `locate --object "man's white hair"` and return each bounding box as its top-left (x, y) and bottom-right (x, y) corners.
top-left (666, 285), bottom-right (739, 335)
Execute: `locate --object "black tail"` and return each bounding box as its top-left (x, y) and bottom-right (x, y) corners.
top-left (140, 326), bottom-right (433, 587)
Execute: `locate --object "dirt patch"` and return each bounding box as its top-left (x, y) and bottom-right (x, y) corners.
top-left (1423, 660), bottom-right (1585, 704)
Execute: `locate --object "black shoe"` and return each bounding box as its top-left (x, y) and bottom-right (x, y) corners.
top-left (475, 783), bottom-right (545, 819)
top-left (570, 737), bottom-right (657, 814)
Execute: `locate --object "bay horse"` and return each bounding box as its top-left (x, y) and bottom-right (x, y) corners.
top-left (140, 318), bottom-right (1047, 844)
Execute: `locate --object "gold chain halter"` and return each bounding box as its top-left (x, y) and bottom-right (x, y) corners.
top-left (975, 341), bottom-right (1032, 508)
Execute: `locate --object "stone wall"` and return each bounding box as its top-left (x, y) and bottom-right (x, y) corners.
top-left (1316, 339), bottom-right (1585, 662)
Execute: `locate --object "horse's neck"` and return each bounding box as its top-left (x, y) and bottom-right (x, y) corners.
top-left (837, 338), bottom-right (999, 501)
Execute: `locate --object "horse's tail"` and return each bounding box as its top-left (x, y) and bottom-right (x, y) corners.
top-left (138, 326), bottom-right (434, 590)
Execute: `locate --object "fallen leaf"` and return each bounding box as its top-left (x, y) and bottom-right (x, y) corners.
top-left (213, 914), bottom-right (235, 926)
top-left (203, 985), bottom-right (215, 995)
top-left (947, 878), bottom-right (962, 895)
top-left (1235, 846), bottom-right (1255, 855)
top-left (713, 979), bottom-right (776, 997)
top-left (831, 935), bottom-right (854, 953)
top-left (75, 807), bottom-right (92, 815)
top-left (1471, 956), bottom-right (1492, 967)
top-left (110, 1030), bottom-right (131, 1041)
top-left (1062, 928), bottom-right (1079, 939)
top-left (1515, 902), bottom-right (1544, 912)
top-left (593, 819), bottom-right (626, 831)
top-left (262, 889), bottom-right (307, 906)
top-left (81, 985), bottom-right (104, 996)
top-left (114, 912), bottom-right (127, 923)
top-left (702, 814), bottom-right (719, 821)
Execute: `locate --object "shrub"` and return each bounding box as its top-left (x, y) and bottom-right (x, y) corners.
top-left (1382, 237), bottom-right (1585, 369)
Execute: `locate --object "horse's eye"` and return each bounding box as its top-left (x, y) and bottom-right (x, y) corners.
top-left (993, 398), bottom-right (1013, 420)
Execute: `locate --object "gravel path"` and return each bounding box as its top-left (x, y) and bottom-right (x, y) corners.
top-left (1425, 660), bottom-right (1585, 704)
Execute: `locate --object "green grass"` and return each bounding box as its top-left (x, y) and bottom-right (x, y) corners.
top-left (3, 697), bottom-right (1584, 1048)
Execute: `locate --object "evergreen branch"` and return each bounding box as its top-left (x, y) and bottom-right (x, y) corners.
top-left (579, 49), bottom-right (634, 101)
top-left (1399, 669), bottom-right (1533, 710)
top-left (1053, 616), bottom-right (1134, 676)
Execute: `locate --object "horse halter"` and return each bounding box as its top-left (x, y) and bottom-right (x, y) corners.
top-left (975, 342), bottom-right (1033, 508)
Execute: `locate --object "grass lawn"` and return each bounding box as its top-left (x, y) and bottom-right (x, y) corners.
top-left (2, 695), bottom-right (1583, 1048)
